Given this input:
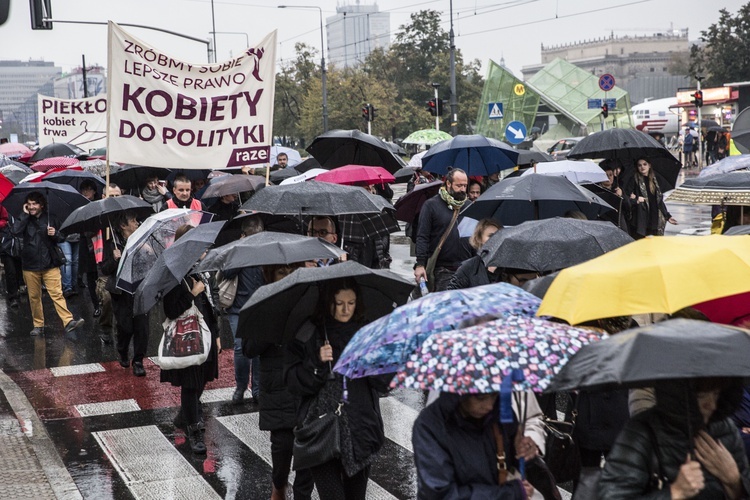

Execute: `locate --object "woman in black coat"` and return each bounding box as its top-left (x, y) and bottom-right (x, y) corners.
top-left (446, 219), bottom-right (500, 290)
top-left (243, 263), bottom-right (313, 500)
top-left (161, 225), bottom-right (220, 455)
top-left (622, 158), bottom-right (677, 238)
top-left (599, 378), bottom-right (750, 499)
top-left (284, 278), bottom-right (387, 500)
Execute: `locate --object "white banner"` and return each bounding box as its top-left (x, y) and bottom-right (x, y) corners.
top-left (37, 95), bottom-right (108, 150)
top-left (107, 22), bottom-right (277, 169)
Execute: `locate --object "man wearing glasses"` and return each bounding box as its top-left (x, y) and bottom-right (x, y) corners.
top-left (307, 216), bottom-right (346, 266)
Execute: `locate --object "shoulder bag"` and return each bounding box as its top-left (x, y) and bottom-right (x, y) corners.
top-left (217, 273), bottom-right (239, 309)
top-left (154, 304), bottom-right (211, 370)
top-left (541, 393), bottom-right (581, 484)
top-left (424, 208), bottom-right (459, 292)
top-left (293, 376), bottom-right (344, 471)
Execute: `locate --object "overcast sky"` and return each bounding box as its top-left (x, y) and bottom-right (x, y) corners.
top-left (0, 0), bottom-right (744, 78)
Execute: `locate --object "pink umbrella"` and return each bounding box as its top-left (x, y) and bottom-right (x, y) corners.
top-left (693, 291), bottom-right (750, 326)
top-left (30, 156), bottom-right (80, 172)
top-left (0, 142), bottom-right (32, 157)
top-left (315, 164), bottom-right (395, 186)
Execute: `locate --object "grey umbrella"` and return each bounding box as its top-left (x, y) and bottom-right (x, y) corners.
top-left (133, 221), bottom-right (226, 315)
top-left (238, 261), bottom-right (414, 343)
top-left (482, 218), bottom-right (634, 273)
top-left (198, 231), bottom-right (344, 272)
top-left (201, 174), bottom-right (265, 199)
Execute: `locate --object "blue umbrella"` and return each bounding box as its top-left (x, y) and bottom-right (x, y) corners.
top-left (334, 282), bottom-right (541, 379)
top-left (420, 134), bottom-right (520, 176)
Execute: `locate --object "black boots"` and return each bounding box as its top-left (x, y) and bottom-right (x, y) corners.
top-left (187, 424), bottom-right (206, 454)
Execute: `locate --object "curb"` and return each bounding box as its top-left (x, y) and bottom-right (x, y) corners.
top-left (0, 369), bottom-right (82, 500)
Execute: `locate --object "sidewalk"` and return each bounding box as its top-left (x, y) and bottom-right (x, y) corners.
top-left (0, 370), bottom-right (81, 499)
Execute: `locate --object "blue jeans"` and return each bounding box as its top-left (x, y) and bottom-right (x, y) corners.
top-left (58, 241), bottom-right (79, 292)
top-left (227, 313), bottom-right (259, 398)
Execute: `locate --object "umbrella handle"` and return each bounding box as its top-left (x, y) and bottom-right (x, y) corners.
top-left (322, 326), bottom-right (335, 380)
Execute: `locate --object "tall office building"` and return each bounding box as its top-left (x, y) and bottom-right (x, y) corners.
top-left (0, 60), bottom-right (61, 142)
top-left (326, 2), bottom-right (390, 68)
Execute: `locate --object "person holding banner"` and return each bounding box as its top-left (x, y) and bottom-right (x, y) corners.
top-left (161, 175), bottom-right (206, 212)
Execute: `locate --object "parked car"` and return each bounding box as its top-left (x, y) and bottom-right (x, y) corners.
top-left (547, 137), bottom-right (584, 160)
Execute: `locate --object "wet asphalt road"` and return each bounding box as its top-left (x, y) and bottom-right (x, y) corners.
top-left (0, 178), bottom-right (710, 499)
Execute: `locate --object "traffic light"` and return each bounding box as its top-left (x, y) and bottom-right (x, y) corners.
top-left (30, 0), bottom-right (53, 30)
top-left (369, 104), bottom-right (377, 121)
top-left (601, 103), bottom-right (609, 118)
top-left (426, 98), bottom-right (437, 116)
top-left (693, 90), bottom-right (704, 108)
top-left (362, 104), bottom-right (370, 121)
top-left (436, 99), bottom-right (446, 116)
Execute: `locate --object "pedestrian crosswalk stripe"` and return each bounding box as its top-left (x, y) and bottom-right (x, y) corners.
top-left (217, 413), bottom-right (399, 499)
top-left (93, 425), bottom-right (220, 500)
top-left (50, 363), bottom-right (105, 377)
top-left (75, 399), bottom-right (140, 417)
top-left (380, 397), bottom-right (419, 453)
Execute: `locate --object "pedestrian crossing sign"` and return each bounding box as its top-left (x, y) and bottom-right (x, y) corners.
top-left (488, 102), bottom-right (503, 120)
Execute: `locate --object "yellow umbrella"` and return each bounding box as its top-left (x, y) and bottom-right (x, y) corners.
top-left (537, 235), bottom-right (750, 325)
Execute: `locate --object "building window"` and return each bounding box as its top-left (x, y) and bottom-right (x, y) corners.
top-left (650, 67), bottom-right (654, 72)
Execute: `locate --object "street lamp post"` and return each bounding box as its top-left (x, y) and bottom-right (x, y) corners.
top-left (449, 0), bottom-right (458, 136)
top-left (278, 5), bottom-right (328, 133)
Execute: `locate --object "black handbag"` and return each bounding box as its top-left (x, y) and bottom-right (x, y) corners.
top-left (293, 402), bottom-right (342, 471)
top-left (542, 395), bottom-right (581, 484)
top-left (51, 244), bottom-right (67, 267)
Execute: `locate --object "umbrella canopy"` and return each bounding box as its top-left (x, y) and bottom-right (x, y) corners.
top-left (0, 174), bottom-right (15, 203)
top-left (0, 156), bottom-right (31, 171)
top-left (393, 166), bottom-right (418, 184)
top-left (537, 235), bottom-right (750, 325)
top-left (546, 319), bottom-right (750, 393)
top-left (88, 147), bottom-right (107, 158)
top-left (692, 291), bottom-right (750, 326)
top-left (269, 168), bottom-right (301, 185)
top-left (79, 159), bottom-right (112, 178)
top-left (666, 171), bottom-right (750, 205)
top-left (516, 150), bottom-right (554, 166)
top-left (567, 129), bottom-right (681, 191)
top-left (402, 129), bottom-right (452, 146)
top-left (201, 174), bottom-right (264, 199)
top-left (198, 231), bottom-right (344, 272)
top-left (2, 181), bottom-right (89, 220)
top-left (306, 129), bottom-right (406, 174)
top-left (521, 272), bottom-right (560, 299)
top-left (520, 160), bottom-right (608, 184)
top-left (0, 142), bottom-right (32, 158)
top-left (315, 165), bottom-right (395, 186)
top-left (294, 157), bottom-right (321, 173)
top-left (385, 141), bottom-right (407, 156)
top-left (279, 168), bottom-right (327, 185)
top-left (219, 212), bottom-right (302, 241)
top-left (270, 146), bottom-right (302, 167)
top-left (116, 209), bottom-right (214, 293)
top-left (394, 180), bottom-right (442, 224)
top-left (29, 143), bottom-right (86, 162)
top-left (421, 135), bottom-right (520, 176)
top-left (133, 221), bottom-right (226, 315)
top-left (41, 169), bottom-right (105, 193)
top-left (724, 224), bottom-right (750, 236)
top-left (391, 315), bottom-right (606, 394)
top-left (334, 282), bottom-right (541, 379)
top-left (110, 164), bottom-right (171, 191)
top-left (462, 174), bottom-right (614, 225)
top-left (482, 218), bottom-right (634, 273)
top-left (408, 150), bottom-right (428, 169)
top-left (30, 156), bottom-right (80, 172)
top-left (0, 169), bottom-right (29, 185)
top-left (60, 195), bottom-right (154, 234)
top-left (698, 155), bottom-right (750, 177)
top-left (238, 261), bottom-right (414, 343)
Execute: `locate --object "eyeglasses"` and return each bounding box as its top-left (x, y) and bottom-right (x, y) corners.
top-left (308, 229), bottom-right (332, 237)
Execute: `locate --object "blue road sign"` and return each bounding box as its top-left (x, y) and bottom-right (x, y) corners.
top-left (599, 74), bottom-right (616, 91)
top-left (604, 98), bottom-right (617, 109)
top-left (588, 98), bottom-right (603, 109)
top-left (488, 102), bottom-right (504, 119)
top-left (505, 121), bottom-right (527, 145)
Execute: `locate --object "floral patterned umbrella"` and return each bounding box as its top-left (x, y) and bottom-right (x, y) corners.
top-left (390, 315), bottom-right (606, 394)
top-left (403, 129), bottom-right (453, 146)
top-left (334, 282), bottom-right (541, 379)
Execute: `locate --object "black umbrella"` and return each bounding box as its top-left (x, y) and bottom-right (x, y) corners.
top-left (0, 157), bottom-right (31, 171)
top-left (521, 271), bottom-right (559, 299)
top-left (386, 141), bottom-right (408, 156)
top-left (393, 166), bottom-right (418, 184)
top-left (546, 319), bottom-right (750, 393)
top-left (219, 212), bottom-right (302, 244)
top-left (201, 174), bottom-right (265, 199)
top-left (306, 129), bottom-right (406, 174)
top-left (482, 218), bottom-right (633, 273)
top-left (238, 261), bottom-right (414, 343)
top-left (0, 169), bottom-right (28, 185)
top-left (462, 174), bottom-right (614, 225)
top-left (60, 195), bottom-right (154, 234)
top-left (2, 181), bottom-right (89, 220)
top-left (133, 221), bottom-right (226, 315)
top-left (517, 150), bottom-right (553, 166)
top-left (394, 180), bottom-right (442, 224)
top-left (43, 169), bottom-right (105, 193)
top-left (198, 231), bottom-right (344, 272)
top-left (269, 168), bottom-right (301, 185)
top-left (110, 164), bottom-right (170, 191)
top-left (567, 129), bottom-right (681, 191)
top-left (167, 169), bottom-right (211, 184)
top-left (29, 143), bottom-right (87, 162)
top-left (294, 157), bottom-right (321, 174)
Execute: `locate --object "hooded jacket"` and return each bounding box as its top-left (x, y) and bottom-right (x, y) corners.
top-left (599, 380), bottom-right (750, 499)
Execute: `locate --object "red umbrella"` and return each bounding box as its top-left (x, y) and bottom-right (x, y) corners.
top-left (18, 151), bottom-right (34, 164)
top-left (0, 142), bottom-right (32, 157)
top-left (315, 164), bottom-right (395, 186)
top-left (0, 173), bottom-right (15, 202)
top-left (693, 291), bottom-right (750, 326)
top-left (30, 156), bottom-right (80, 172)
top-left (27, 165), bottom-right (84, 182)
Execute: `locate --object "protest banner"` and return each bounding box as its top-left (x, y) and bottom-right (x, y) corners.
top-left (37, 95), bottom-right (107, 150)
top-left (107, 21), bottom-right (276, 169)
